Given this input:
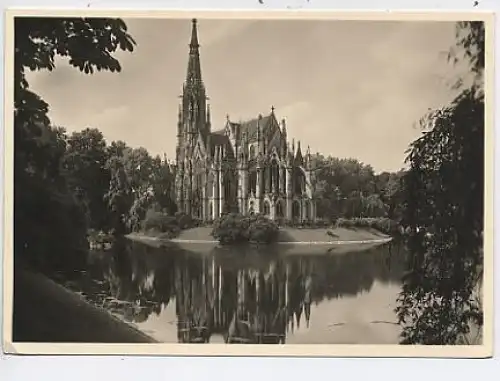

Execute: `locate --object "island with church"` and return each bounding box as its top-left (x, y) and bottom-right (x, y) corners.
top-left (128, 19), bottom-right (393, 249)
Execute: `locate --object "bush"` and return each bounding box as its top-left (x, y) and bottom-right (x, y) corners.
top-left (211, 213), bottom-right (279, 245)
top-left (141, 209), bottom-right (205, 239)
top-left (211, 213), bottom-right (249, 244)
top-left (247, 214), bottom-right (279, 244)
top-left (142, 209), bottom-right (180, 237)
top-left (334, 217), bottom-right (401, 236)
top-left (175, 212), bottom-right (193, 229)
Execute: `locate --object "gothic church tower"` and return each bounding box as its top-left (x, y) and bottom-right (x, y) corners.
top-left (175, 19), bottom-right (211, 215)
top-left (174, 19), bottom-right (316, 223)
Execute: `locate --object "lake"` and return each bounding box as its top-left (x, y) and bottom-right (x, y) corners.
top-left (64, 239), bottom-right (407, 344)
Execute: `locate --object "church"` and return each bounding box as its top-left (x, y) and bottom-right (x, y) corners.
top-left (174, 19), bottom-right (317, 222)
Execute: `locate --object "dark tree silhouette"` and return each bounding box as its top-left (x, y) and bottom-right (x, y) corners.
top-left (14, 17), bottom-right (136, 274)
top-left (396, 21), bottom-right (485, 344)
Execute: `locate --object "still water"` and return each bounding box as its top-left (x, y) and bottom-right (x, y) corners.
top-left (66, 239), bottom-right (406, 344)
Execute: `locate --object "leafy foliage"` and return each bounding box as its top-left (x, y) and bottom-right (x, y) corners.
top-left (313, 156), bottom-right (405, 222)
top-left (15, 154), bottom-right (89, 276)
top-left (247, 214), bottom-right (280, 244)
top-left (142, 209), bottom-right (180, 238)
top-left (335, 217), bottom-right (400, 236)
top-left (396, 21), bottom-right (485, 344)
top-left (14, 17), bottom-right (136, 275)
top-left (141, 209), bottom-right (198, 239)
top-left (104, 144), bottom-right (177, 234)
top-left (63, 128), bottom-right (111, 231)
top-left (211, 213), bottom-right (279, 245)
top-left (211, 213), bottom-right (250, 245)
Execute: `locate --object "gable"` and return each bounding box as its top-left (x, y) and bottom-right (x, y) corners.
top-left (193, 133), bottom-right (207, 159)
top-left (267, 127), bottom-right (282, 153)
top-left (231, 113), bottom-right (283, 144)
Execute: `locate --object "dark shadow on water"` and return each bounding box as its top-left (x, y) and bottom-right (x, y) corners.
top-left (67, 239), bottom-right (407, 344)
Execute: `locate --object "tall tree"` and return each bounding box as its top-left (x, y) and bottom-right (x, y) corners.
top-left (396, 21), bottom-right (485, 344)
top-left (105, 153), bottom-right (134, 235)
top-left (105, 146), bottom-right (176, 233)
top-left (150, 155), bottom-right (177, 214)
top-left (14, 17), bottom-right (136, 274)
top-left (312, 155), bottom-right (392, 220)
top-left (63, 128), bottom-right (111, 231)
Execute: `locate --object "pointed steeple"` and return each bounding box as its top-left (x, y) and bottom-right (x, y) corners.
top-left (186, 18), bottom-right (202, 85)
top-left (190, 18), bottom-right (199, 49)
top-left (295, 140), bottom-right (303, 164)
top-left (180, 19), bottom-right (208, 139)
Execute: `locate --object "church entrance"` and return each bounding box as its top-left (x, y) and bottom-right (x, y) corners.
top-left (276, 200), bottom-right (285, 219)
top-left (223, 169), bottom-right (238, 214)
top-left (263, 201), bottom-right (271, 217)
top-left (248, 201), bottom-right (255, 215)
top-left (208, 201), bottom-right (213, 220)
top-left (292, 200), bottom-right (301, 223)
top-left (304, 201), bottom-right (310, 221)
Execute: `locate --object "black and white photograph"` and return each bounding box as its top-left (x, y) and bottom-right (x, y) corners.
top-left (3, 10), bottom-right (494, 356)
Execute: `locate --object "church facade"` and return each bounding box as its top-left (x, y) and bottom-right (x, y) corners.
top-left (174, 19), bottom-right (317, 222)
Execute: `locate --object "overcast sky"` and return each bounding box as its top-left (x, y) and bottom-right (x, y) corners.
top-left (26, 18), bottom-right (465, 173)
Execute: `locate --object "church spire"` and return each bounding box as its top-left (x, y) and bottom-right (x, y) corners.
top-left (180, 18), bottom-right (207, 138)
top-left (190, 18), bottom-right (199, 49)
top-left (186, 18), bottom-right (202, 85)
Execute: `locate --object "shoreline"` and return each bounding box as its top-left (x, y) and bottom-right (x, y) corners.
top-left (126, 226), bottom-right (393, 254)
top-left (12, 268), bottom-right (157, 344)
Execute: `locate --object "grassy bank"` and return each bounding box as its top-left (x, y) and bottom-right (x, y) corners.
top-left (126, 225), bottom-right (392, 256)
top-left (154, 225), bottom-right (389, 243)
top-left (12, 267), bottom-right (156, 343)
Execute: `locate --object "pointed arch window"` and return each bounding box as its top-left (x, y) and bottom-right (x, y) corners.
top-left (249, 145), bottom-right (256, 159)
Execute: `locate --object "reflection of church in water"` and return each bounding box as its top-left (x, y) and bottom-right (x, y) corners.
top-left (174, 19), bottom-right (317, 222)
top-left (101, 239), bottom-right (403, 343)
top-left (175, 254), bottom-right (312, 344)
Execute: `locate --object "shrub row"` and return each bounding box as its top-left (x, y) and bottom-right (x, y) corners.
top-left (273, 217), bottom-right (400, 236)
top-left (334, 217), bottom-right (401, 235)
top-left (211, 213), bottom-right (279, 245)
top-left (278, 219), bottom-right (331, 229)
top-left (142, 210), bottom-right (202, 239)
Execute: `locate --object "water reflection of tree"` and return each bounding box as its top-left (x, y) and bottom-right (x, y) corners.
top-left (77, 238), bottom-right (175, 324)
top-left (310, 243), bottom-right (405, 303)
top-left (76, 240), bottom-right (406, 343)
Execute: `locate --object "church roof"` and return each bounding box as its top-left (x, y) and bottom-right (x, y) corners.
top-left (211, 114), bottom-right (274, 144)
top-left (238, 115), bottom-right (273, 143)
top-left (207, 113), bottom-right (280, 159)
top-left (210, 131), bottom-right (229, 146)
top-left (208, 131), bottom-right (230, 157)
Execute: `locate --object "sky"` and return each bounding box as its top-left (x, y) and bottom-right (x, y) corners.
top-left (26, 18), bottom-right (466, 173)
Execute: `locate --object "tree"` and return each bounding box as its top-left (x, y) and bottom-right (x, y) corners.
top-left (376, 170), bottom-right (405, 221)
top-left (14, 124), bottom-right (89, 275)
top-left (150, 155), bottom-right (177, 214)
top-left (105, 154), bottom-right (134, 235)
top-left (63, 128), bottom-right (111, 231)
top-left (15, 17), bottom-right (136, 169)
top-left (396, 21), bottom-right (484, 344)
top-left (14, 17), bottom-right (136, 275)
top-left (104, 145), bottom-right (177, 233)
top-left (312, 154), bottom-right (392, 220)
